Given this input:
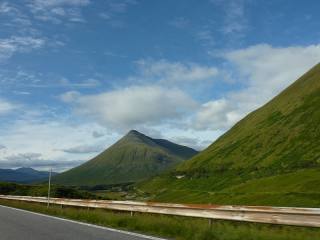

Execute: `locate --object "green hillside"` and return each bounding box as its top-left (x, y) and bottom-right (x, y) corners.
top-left (53, 130), bottom-right (198, 186)
top-left (138, 63), bottom-right (320, 207)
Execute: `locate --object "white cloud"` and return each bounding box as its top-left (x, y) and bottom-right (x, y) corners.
top-left (13, 91), bottom-right (31, 95)
top-left (194, 99), bottom-right (240, 130)
top-left (0, 2), bottom-right (14, 13)
top-left (58, 78), bottom-right (101, 88)
top-left (61, 85), bottom-right (197, 130)
top-left (0, 2), bottom-right (34, 33)
top-left (169, 17), bottom-right (189, 29)
top-left (223, 0), bottom-right (247, 34)
top-left (5, 152), bottom-right (42, 162)
top-left (0, 69), bottom-right (100, 89)
top-left (99, 0), bottom-right (137, 27)
top-left (196, 28), bottom-right (215, 47)
top-left (0, 117), bottom-right (117, 171)
top-left (60, 91), bottom-right (81, 102)
top-left (210, 0), bottom-right (248, 37)
top-left (99, 12), bottom-right (111, 20)
top-left (136, 59), bottom-right (218, 84)
top-left (0, 99), bottom-right (16, 115)
top-left (92, 130), bottom-right (106, 138)
top-left (30, 0), bottom-right (90, 8)
top-left (0, 152), bottom-right (84, 170)
top-left (61, 144), bottom-right (104, 154)
top-left (194, 44), bottom-right (320, 130)
top-left (225, 44), bottom-right (320, 90)
top-left (28, 0), bottom-right (90, 23)
top-left (0, 36), bottom-right (45, 61)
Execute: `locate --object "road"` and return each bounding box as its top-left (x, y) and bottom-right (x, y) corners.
top-left (0, 205), bottom-right (165, 240)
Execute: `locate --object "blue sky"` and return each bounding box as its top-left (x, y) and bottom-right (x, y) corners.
top-left (0, 0), bottom-right (320, 171)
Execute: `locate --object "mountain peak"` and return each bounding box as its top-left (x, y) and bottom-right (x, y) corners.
top-left (127, 129), bottom-right (143, 136)
top-left (122, 130), bottom-right (157, 147)
top-left (53, 130), bottom-right (198, 186)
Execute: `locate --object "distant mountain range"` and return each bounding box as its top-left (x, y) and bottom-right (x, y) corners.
top-left (138, 63), bottom-right (320, 207)
top-left (52, 130), bottom-right (198, 186)
top-left (0, 167), bottom-right (57, 183)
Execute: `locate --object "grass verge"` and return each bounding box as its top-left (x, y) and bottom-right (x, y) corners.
top-left (0, 199), bottom-right (320, 240)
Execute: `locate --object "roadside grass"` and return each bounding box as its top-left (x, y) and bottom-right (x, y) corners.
top-left (1, 199), bottom-right (320, 240)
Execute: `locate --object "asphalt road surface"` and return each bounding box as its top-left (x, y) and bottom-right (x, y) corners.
top-left (0, 205), bottom-right (165, 240)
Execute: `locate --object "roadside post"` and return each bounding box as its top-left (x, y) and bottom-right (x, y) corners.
top-left (47, 168), bottom-right (52, 208)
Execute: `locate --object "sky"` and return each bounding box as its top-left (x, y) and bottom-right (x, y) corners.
top-left (0, 0), bottom-right (320, 172)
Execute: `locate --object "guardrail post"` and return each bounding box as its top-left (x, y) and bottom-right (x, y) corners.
top-left (47, 168), bottom-right (52, 208)
top-left (209, 218), bottom-right (213, 227)
top-left (208, 202), bottom-right (213, 227)
top-left (130, 211), bottom-right (134, 217)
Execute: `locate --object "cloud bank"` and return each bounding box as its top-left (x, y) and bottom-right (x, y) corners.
top-left (195, 44), bottom-right (320, 130)
top-left (62, 85), bottom-right (197, 130)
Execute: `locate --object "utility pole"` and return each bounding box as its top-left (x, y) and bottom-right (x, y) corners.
top-left (47, 168), bottom-right (52, 208)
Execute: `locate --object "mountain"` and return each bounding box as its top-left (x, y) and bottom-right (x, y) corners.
top-left (52, 130), bottom-right (198, 186)
top-left (138, 63), bottom-right (320, 207)
top-left (0, 167), bottom-right (57, 183)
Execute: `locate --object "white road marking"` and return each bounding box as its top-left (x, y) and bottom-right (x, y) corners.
top-left (0, 204), bottom-right (167, 240)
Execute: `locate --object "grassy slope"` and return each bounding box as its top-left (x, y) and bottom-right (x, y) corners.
top-left (53, 130), bottom-right (198, 186)
top-left (1, 199), bottom-right (320, 240)
top-left (138, 63), bottom-right (320, 207)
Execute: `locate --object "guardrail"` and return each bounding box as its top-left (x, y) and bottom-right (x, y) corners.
top-left (0, 195), bottom-right (319, 227)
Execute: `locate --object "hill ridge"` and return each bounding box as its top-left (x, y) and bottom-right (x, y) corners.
top-left (0, 167), bottom-right (57, 183)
